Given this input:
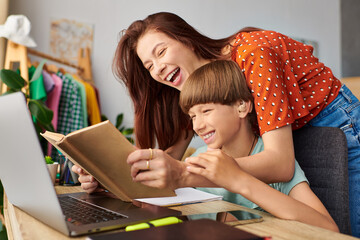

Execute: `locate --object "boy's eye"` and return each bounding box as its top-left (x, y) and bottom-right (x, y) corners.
top-left (203, 109), bottom-right (212, 114)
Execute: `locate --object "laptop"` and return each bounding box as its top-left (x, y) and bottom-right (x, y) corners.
top-left (0, 92), bottom-right (180, 237)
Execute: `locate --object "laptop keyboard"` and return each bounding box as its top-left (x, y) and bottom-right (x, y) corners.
top-left (59, 196), bottom-right (126, 225)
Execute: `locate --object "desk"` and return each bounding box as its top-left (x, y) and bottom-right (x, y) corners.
top-left (3, 186), bottom-right (358, 240)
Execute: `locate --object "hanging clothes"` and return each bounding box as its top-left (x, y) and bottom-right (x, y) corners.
top-left (51, 71), bottom-right (85, 162)
top-left (56, 71), bottom-right (85, 135)
top-left (72, 74), bottom-right (101, 125)
top-left (65, 73), bottom-right (88, 128)
top-left (45, 73), bottom-right (63, 156)
top-left (42, 69), bottom-right (55, 93)
top-left (28, 64), bottom-right (47, 101)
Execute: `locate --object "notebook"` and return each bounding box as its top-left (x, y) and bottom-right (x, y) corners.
top-left (0, 92), bottom-right (180, 237)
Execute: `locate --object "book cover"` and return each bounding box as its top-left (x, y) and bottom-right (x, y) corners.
top-left (41, 120), bottom-right (175, 202)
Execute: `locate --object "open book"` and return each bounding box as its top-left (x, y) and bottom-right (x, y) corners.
top-left (41, 120), bottom-right (175, 202)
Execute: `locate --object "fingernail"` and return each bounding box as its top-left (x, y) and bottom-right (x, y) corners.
top-left (184, 157), bottom-right (189, 162)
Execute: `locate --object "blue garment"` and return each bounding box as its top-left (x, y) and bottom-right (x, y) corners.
top-left (189, 138), bottom-right (308, 221)
top-left (307, 84), bottom-right (360, 237)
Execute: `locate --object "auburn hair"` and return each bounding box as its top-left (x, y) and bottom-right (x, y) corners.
top-left (113, 11), bottom-right (261, 150)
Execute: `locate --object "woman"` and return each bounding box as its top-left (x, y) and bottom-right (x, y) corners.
top-left (73, 12), bottom-right (360, 236)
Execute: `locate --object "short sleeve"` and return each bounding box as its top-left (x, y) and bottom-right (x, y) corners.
top-left (235, 45), bottom-right (305, 134)
top-left (270, 160), bottom-right (309, 195)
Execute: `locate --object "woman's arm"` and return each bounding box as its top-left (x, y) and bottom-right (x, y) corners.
top-left (185, 150), bottom-right (339, 232)
top-left (234, 125), bottom-right (295, 183)
top-left (128, 148), bottom-right (215, 189)
top-left (165, 129), bottom-right (194, 160)
top-left (129, 126), bottom-right (296, 188)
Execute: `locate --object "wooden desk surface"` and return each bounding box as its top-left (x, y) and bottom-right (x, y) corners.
top-left (3, 186), bottom-right (358, 240)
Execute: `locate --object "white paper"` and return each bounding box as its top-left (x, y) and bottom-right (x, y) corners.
top-left (135, 187), bottom-right (223, 206)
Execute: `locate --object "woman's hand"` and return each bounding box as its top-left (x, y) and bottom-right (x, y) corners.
top-left (185, 148), bottom-right (244, 192)
top-left (71, 164), bottom-right (104, 193)
top-left (127, 148), bottom-right (185, 190)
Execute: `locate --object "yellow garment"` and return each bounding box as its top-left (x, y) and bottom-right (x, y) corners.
top-left (72, 74), bottom-right (101, 125)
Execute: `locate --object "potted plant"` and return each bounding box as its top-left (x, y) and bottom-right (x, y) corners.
top-left (45, 156), bottom-right (59, 185)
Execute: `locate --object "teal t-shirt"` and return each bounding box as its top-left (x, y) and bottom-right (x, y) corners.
top-left (190, 137), bottom-right (309, 220)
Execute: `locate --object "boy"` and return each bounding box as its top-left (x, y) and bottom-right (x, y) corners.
top-left (179, 60), bottom-right (338, 232)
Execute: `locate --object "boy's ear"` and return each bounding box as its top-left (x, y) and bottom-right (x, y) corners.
top-left (237, 100), bottom-right (252, 118)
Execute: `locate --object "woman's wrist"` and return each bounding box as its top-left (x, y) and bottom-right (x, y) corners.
top-left (172, 160), bottom-right (188, 189)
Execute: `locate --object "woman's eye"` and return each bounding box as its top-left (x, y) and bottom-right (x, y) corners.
top-left (147, 64), bottom-right (153, 71)
top-left (158, 48), bottom-right (166, 56)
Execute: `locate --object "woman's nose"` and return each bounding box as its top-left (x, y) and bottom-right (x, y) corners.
top-left (154, 62), bottom-right (165, 76)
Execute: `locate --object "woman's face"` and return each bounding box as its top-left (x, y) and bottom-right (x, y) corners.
top-left (136, 29), bottom-right (210, 91)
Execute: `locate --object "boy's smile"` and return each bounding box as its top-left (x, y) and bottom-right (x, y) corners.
top-left (189, 103), bottom-right (242, 150)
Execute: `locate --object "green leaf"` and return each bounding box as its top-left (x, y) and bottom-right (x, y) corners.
top-left (115, 113), bottom-right (124, 128)
top-left (121, 128), bottom-right (134, 136)
top-left (33, 121), bottom-right (43, 137)
top-left (126, 137), bottom-right (135, 144)
top-left (0, 69), bottom-right (26, 90)
top-left (37, 121), bottom-right (55, 132)
top-left (28, 99), bottom-right (53, 125)
top-left (45, 156), bottom-right (54, 164)
top-left (30, 60), bottom-right (46, 83)
top-left (101, 114), bottom-right (108, 121)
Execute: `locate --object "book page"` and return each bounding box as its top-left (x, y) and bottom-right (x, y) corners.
top-left (135, 188), bottom-right (223, 206)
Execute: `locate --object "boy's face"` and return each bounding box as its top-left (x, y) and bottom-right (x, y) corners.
top-left (188, 103), bottom-right (241, 149)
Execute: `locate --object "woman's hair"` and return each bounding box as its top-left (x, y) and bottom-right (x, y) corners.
top-left (112, 11), bottom-right (260, 150)
top-left (180, 60), bottom-right (257, 127)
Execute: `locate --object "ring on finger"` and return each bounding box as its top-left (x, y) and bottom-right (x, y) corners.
top-left (149, 148), bottom-right (153, 160)
top-left (146, 160), bottom-right (150, 170)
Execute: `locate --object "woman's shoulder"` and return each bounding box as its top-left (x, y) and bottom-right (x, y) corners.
top-left (236, 29), bottom-right (286, 40)
top-left (234, 30), bottom-right (285, 51)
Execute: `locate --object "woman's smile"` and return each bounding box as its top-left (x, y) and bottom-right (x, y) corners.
top-left (136, 29), bottom-right (210, 91)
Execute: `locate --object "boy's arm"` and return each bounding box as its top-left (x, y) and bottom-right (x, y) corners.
top-left (185, 151), bottom-right (339, 232)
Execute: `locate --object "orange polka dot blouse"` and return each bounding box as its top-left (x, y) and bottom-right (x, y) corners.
top-left (232, 30), bottom-right (341, 135)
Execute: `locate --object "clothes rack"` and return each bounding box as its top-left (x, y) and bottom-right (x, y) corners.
top-left (1, 40), bottom-right (94, 94)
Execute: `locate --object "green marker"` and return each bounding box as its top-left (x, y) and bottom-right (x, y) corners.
top-left (125, 217), bottom-right (183, 231)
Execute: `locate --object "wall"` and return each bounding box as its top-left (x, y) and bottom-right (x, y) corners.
top-left (341, 0), bottom-right (360, 77)
top-left (8, 0), bottom-right (341, 148)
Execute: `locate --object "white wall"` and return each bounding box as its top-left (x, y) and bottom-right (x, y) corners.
top-left (9, 0), bottom-right (341, 148)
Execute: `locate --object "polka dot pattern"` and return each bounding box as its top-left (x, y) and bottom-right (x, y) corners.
top-left (232, 31), bottom-right (341, 135)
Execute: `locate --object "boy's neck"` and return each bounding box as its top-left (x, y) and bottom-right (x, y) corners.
top-left (221, 127), bottom-right (257, 158)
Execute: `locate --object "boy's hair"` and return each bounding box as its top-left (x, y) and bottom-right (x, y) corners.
top-left (180, 60), bottom-right (257, 127)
